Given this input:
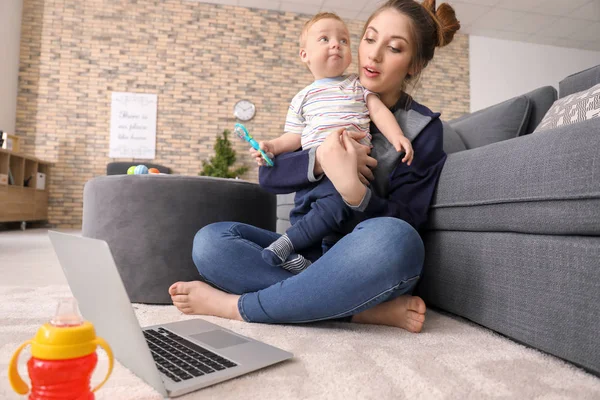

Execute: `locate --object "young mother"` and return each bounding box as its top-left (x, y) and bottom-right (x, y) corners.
top-left (170, 0), bottom-right (460, 333)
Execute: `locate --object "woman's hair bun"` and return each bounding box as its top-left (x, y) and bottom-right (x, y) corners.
top-left (422, 0), bottom-right (461, 47)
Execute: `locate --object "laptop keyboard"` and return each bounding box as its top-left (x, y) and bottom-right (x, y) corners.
top-left (143, 327), bottom-right (237, 383)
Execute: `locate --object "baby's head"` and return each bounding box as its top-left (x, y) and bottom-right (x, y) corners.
top-left (299, 13), bottom-right (352, 80)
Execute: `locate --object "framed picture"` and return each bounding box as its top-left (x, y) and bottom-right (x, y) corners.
top-left (1, 132), bottom-right (20, 152)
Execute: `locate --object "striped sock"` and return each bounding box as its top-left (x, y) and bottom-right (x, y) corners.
top-left (262, 234), bottom-right (294, 266)
top-left (281, 254), bottom-right (312, 274)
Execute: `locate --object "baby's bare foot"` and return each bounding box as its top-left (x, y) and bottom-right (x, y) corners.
top-left (352, 295), bottom-right (426, 333)
top-left (168, 281), bottom-right (242, 321)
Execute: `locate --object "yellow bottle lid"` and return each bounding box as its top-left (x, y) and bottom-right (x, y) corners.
top-left (31, 321), bottom-right (98, 360)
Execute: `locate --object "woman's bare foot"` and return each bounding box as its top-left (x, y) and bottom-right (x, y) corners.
top-left (168, 281), bottom-right (243, 321)
top-left (351, 295), bottom-right (426, 333)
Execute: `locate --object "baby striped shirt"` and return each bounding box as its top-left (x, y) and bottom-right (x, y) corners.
top-left (284, 74), bottom-right (374, 149)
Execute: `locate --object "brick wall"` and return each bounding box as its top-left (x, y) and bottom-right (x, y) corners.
top-left (17, 0), bottom-right (469, 228)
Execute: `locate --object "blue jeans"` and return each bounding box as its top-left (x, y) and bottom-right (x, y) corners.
top-left (191, 217), bottom-right (424, 324)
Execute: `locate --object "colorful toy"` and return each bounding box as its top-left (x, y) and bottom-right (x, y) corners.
top-left (128, 165), bottom-right (162, 175)
top-left (9, 298), bottom-right (114, 399)
top-left (233, 123), bottom-right (274, 167)
top-left (134, 165), bottom-right (149, 175)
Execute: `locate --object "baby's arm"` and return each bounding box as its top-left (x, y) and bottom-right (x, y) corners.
top-left (268, 133), bottom-right (302, 156)
top-left (254, 88), bottom-right (306, 165)
top-left (366, 94), bottom-right (414, 165)
top-left (252, 133), bottom-right (301, 166)
top-left (257, 90), bottom-right (304, 162)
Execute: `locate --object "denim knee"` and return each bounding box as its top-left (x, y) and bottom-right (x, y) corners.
top-left (357, 217), bottom-right (425, 281)
top-left (192, 221), bottom-right (233, 275)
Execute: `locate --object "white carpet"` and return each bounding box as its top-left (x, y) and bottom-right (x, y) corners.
top-left (1, 229), bottom-right (599, 399)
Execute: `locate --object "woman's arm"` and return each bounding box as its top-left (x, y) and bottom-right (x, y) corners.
top-left (354, 118), bottom-right (447, 230)
top-left (257, 130), bottom-right (377, 194)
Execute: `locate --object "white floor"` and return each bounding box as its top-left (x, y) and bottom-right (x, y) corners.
top-left (1, 229), bottom-right (600, 399)
top-left (0, 228), bottom-right (71, 286)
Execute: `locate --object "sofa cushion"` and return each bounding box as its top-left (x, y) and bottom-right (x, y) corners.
top-left (449, 95), bottom-right (531, 149)
top-left (559, 64), bottom-right (600, 98)
top-left (534, 83), bottom-right (600, 133)
top-left (522, 86), bottom-right (557, 134)
top-left (442, 121), bottom-right (467, 154)
top-left (426, 117), bottom-right (600, 235)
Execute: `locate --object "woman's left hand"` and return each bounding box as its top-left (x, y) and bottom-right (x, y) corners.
top-left (316, 130), bottom-right (367, 206)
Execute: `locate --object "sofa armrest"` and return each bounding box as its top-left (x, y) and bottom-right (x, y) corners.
top-left (559, 64), bottom-right (600, 98)
top-left (428, 118), bottom-right (600, 235)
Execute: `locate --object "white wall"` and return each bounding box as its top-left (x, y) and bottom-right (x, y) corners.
top-left (0, 0), bottom-right (24, 134)
top-left (470, 35), bottom-right (600, 112)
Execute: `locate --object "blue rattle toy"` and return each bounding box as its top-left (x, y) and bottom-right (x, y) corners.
top-left (234, 123), bottom-right (274, 167)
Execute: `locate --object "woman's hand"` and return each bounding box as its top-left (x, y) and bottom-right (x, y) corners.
top-left (346, 131), bottom-right (377, 184)
top-left (313, 129), bottom-right (377, 185)
top-left (316, 130), bottom-right (368, 206)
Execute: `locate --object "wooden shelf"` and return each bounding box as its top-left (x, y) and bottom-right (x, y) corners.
top-left (24, 159), bottom-right (38, 188)
top-left (8, 155), bottom-right (24, 186)
top-left (0, 152), bottom-right (8, 176)
top-left (0, 148), bottom-right (51, 223)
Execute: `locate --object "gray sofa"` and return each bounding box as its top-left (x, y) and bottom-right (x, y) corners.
top-left (418, 65), bottom-right (600, 377)
top-left (277, 65), bottom-right (600, 375)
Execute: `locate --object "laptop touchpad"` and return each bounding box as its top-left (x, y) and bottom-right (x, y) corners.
top-left (190, 330), bottom-right (249, 349)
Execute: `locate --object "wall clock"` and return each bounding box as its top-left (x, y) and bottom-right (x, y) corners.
top-left (233, 100), bottom-right (256, 121)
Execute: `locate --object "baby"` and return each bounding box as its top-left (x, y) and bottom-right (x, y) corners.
top-left (258, 12), bottom-right (414, 273)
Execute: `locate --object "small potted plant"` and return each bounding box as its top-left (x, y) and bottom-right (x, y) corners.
top-left (200, 130), bottom-right (248, 179)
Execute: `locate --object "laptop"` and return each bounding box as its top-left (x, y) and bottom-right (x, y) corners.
top-left (48, 231), bottom-right (293, 398)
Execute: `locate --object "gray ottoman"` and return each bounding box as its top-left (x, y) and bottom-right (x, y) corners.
top-left (82, 175), bottom-right (276, 304)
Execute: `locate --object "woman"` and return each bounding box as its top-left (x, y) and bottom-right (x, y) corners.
top-left (170, 0), bottom-right (460, 333)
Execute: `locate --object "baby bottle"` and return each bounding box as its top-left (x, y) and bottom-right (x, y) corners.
top-left (8, 298), bottom-right (114, 400)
